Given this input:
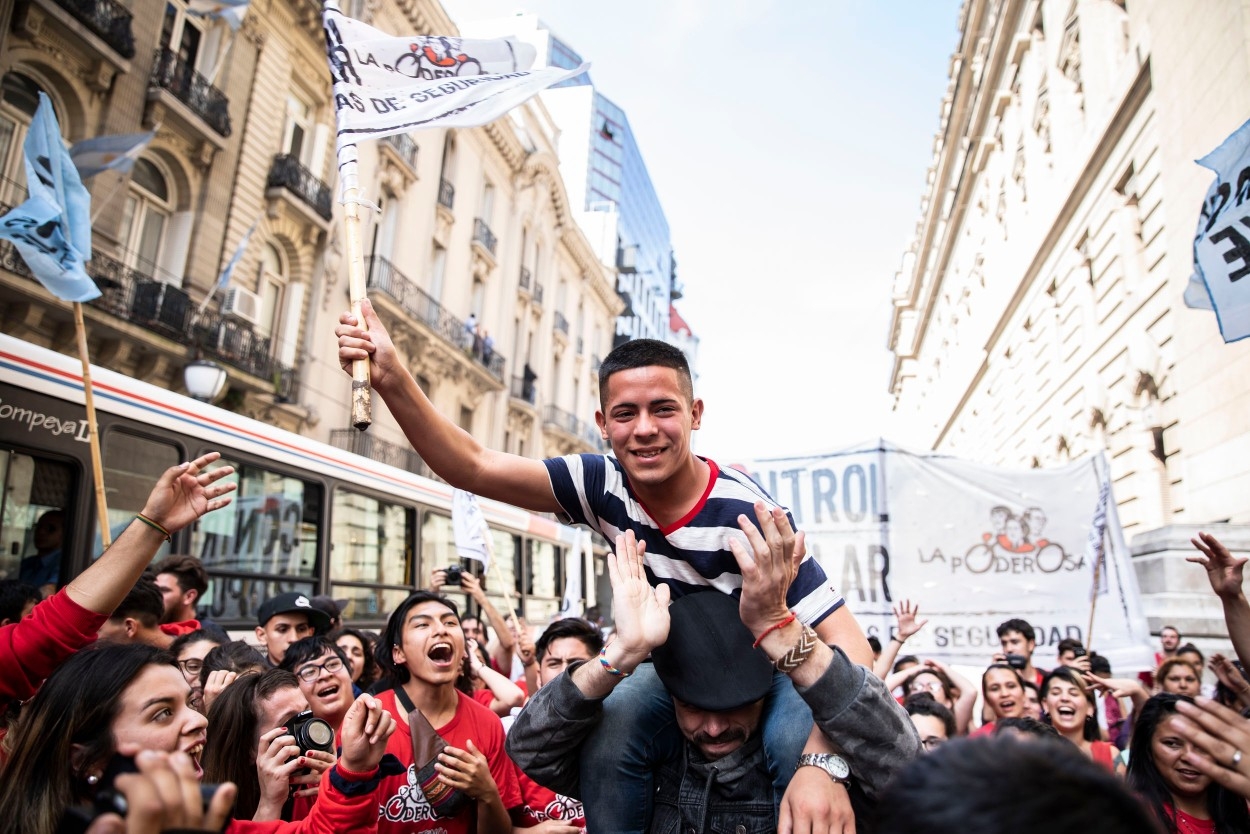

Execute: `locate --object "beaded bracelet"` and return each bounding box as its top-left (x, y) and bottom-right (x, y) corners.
top-left (135, 513), bottom-right (172, 542)
top-left (775, 625), bottom-right (819, 674)
top-left (752, 612), bottom-right (798, 648)
top-left (599, 646), bottom-right (631, 678)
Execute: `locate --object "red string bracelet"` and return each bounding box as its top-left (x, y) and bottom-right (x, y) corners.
top-left (753, 612), bottom-right (797, 648)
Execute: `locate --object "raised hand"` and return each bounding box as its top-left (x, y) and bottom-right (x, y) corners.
top-left (1190, 532), bottom-right (1248, 600)
top-left (339, 692), bottom-right (397, 773)
top-left (607, 531), bottom-right (669, 663)
top-left (893, 599), bottom-right (929, 642)
top-left (727, 502), bottom-right (803, 638)
top-left (1171, 697), bottom-right (1250, 799)
top-left (140, 452), bottom-right (236, 534)
top-left (335, 299), bottom-right (400, 392)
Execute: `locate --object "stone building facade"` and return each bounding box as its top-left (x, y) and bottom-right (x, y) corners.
top-left (0, 0), bottom-right (619, 465)
top-left (887, 0), bottom-right (1250, 648)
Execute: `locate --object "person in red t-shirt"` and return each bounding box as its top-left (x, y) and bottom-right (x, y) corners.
top-left (373, 590), bottom-right (521, 833)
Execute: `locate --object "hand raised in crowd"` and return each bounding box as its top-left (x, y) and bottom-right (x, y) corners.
top-left (336, 299), bottom-right (400, 392)
top-left (1211, 654), bottom-right (1250, 706)
top-left (1170, 696), bottom-right (1250, 800)
top-left (84, 750), bottom-right (237, 834)
top-left (339, 691), bottom-right (397, 773)
top-left (726, 502), bottom-right (804, 637)
top-left (1190, 532), bottom-right (1248, 601)
top-left (512, 616), bottom-right (537, 668)
top-left (435, 739), bottom-right (499, 801)
top-left (1083, 672), bottom-right (1150, 710)
top-left (467, 639), bottom-right (486, 676)
top-left (140, 452), bottom-right (236, 535)
top-left (459, 572), bottom-right (487, 603)
top-left (201, 669), bottom-right (238, 714)
top-left (608, 531), bottom-right (670, 664)
top-left (892, 599), bottom-right (929, 643)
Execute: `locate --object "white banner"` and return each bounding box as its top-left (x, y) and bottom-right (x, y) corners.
top-left (732, 442), bottom-right (1155, 673)
top-left (322, 2), bottom-right (587, 152)
top-left (558, 529), bottom-right (589, 620)
top-left (452, 489), bottom-right (490, 568)
top-left (1188, 117), bottom-right (1250, 342)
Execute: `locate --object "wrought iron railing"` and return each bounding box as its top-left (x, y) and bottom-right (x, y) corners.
top-left (553, 311), bottom-right (569, 336)
top-left (437, 179), bottom-right (455, 210)
top-left (510, 375), bottom-right (536, 405)
top-left (149, 48), bottom-right (231, 137)
top-left (534, 282), bottom-right (545, 306)
top-left (518, 266), bottom-right (531, 291)
top-left (381, 133), bottom-right (418, 170)
top-left (364, 255), bottom-right (505, 381)
top-left (88, 251), bottom-right (192, 339)
top-left (543, 403), bottom-right (602, 451)
top-left (54, 0), bottom-right (135, 57)
top-left (472, 218), bottom-right (497, 256)
top-left (330, 429), bottom-right (430, 478)
top-left (191, 316), bottom-right (298, 400)
top-left (267, 154), bottom-right (332, 221)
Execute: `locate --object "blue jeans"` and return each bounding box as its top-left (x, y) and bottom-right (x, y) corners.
top-left (579, 662), bottom-right (813, 834)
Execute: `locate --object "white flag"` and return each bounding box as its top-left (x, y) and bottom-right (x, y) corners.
top-left (322, 2), bottom-right (587, 153)
top-left (559, 529), bottom-right (588, 619)
top-left (1188, 117), bottom-right (1250, 342)
top-left (452, 489), bottom-right (490, 568)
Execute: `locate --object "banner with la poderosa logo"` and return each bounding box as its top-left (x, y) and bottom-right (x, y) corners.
top-left (733, 442), bottom-right (1154, 672)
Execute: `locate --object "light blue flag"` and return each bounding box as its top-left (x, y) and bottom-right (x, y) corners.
top-left (0, 93), bottom-right (99, 302)
top-left (1188, 117), bottom-right (1250, 342)
top-left (217, 218), bottom-right (258, 291)
top-left (70, 131), bottom-right (155, 180)
top-left (187, 0), bottom-right (249, 30)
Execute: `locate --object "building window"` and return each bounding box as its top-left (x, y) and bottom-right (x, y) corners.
top-left (479, 180), bottom-right (494, 225)
top-left (120, 159), bottom-right (172, 280)
top-left (282, 94), bottom-right (313, 163)
top-left (459, 405), bottom-right (473, 432)
top-left (0, 73), bottom-right (46, 203)
top-left (160, 1), bottom-right (206, 70)
top-left (430, 243), bottom-right (447, 301)
top-left (257, 243), bottom-right (286, 341)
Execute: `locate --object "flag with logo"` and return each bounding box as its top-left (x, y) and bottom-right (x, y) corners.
top-left (70, 131), bottom-right (155, 180)
top-left (0, 93), bottom-right (98, 302)
top-left (452, 489), bottom-right (491, 568)
top-left (187, 0), bottom-right (249, 30)
top-left (321, 1), bottom-right (588, 153)
top-left (1185, 117), bottom-right (1250, 342)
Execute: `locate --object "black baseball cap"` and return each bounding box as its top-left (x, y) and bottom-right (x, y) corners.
top-left (652, 591), bottom-right (774, 712)
top-left (257, 592), bottom-right (331, 633)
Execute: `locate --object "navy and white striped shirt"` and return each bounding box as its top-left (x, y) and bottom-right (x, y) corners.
top-left (544, 454), bottom-right (844, 627)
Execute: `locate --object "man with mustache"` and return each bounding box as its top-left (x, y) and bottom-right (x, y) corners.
top-left (508, 508), bottom-right (919, 832)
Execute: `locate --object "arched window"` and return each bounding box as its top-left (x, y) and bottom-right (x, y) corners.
top-left (257, 242), bottom-right (286, 341)
top-left (120, 158), bottom-right (173, 280)
top-left (0, 73), bottom-right (46, 204)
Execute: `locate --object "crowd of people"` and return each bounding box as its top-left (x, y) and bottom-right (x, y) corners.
top-left (0, 318), bottom-right (1248, 834)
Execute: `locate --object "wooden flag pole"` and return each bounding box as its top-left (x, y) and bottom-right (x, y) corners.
top-left (73, 302), bottom-right (112, 550)
top-left (1086, 541), bottom-right (1103, 653)
top-left (339, 142), bottom-right (372, 430)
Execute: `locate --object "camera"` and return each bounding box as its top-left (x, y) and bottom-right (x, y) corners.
top-left (1005, 653), bottom-right (1029, 670)
top-left (288, 710), bottom-right (336, 757)
top-left (1071, 646), bottom-right (1087, 658)
top-left (58, 754), bottom-right (229, 834)
top-left (444, 564), bottom-right (464, 586)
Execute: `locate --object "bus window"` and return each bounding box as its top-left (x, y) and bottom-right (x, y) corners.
top-left (330, 490), bottom-right (413, 620)
top-left (190, 460), bottom-right (320, 579)
top-left (419, 511), bottom-right (457, 586)
top-left (0, 451), bottom-right (73, 596)
top-left (485, 530), bottom-right (519, 616)
top-left (525, 539), bottom-right (562, 623)
top-left (101, 431), bottom-right (180, 560)
top-left (201, 574), bottom-right (316, 623)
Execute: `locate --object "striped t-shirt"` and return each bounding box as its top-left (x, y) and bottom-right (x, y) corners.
top-left (544, 453), bottom-right (844, 627)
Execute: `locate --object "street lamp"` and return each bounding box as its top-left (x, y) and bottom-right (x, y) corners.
top-left (184, 359), bottom-right (227, 403)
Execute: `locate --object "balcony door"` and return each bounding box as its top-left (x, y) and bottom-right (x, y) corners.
top-left (120, 159), bottom-right (172, 281)
top-left (0, 73), bottom-right (44, 207)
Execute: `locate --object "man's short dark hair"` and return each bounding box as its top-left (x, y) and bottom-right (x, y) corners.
top-left (994, 716), bottom-right (1060, 739)
top-left (1088, 652), bottom-right (1112, 676)
top-left (199, 640), bottom-right (267, 686)
top-left (151, 554), bottom-right (209, 597)
top-left (598, 338), bottom-right (693, 408)
top-left (876, 735), bottom-right (1158, 834)
top-left (904, 692), bottom-right (956, 739)
top-left (376, 591), bottom-right (460, 685)
top-left (0, 580), bottom-right (40, 623)
top-left (1177, 643), bottom-right (1205, 664)
top-left (1056, 637), bottom-right (1083, 656)
top-left (535, 617), bottom-right (604, 662)
top-left (111, 575), bottom-right (164, 628)
top-left (996, 618), bottom-right (1036, 643)
top-left (866, 635), bottom-right (882, 654)
top-left (279, 635), bottom-right (348, 674)
top-left (893, 655), bottom-right (919, 674)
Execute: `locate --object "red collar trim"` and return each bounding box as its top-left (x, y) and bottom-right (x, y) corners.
top-left (637, 458), bottom-right (719, 536)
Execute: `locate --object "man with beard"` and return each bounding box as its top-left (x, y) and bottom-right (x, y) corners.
top-left (372, 590), bottom-right (521, 833)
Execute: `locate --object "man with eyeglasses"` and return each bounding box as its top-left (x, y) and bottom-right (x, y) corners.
top-left (904, 693), bottom-right (955, 752)
top-left (280, 635), bottom-right (356, 733)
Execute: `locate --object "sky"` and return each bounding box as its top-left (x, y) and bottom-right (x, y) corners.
top-left (444, 0), bottom-right (964, 459)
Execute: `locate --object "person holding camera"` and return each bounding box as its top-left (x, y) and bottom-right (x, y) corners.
top-left (430, 567), bottom-right (515, 675)
top-left (993, 618), bottom-right (1047, 687)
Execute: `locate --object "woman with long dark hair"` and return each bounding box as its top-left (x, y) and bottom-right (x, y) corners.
top-left (972, 664), bottom-right (1027, 736)
top-left (330, 626), bottom-right (379, 690)
top-left (1041, 666), bottom-right (1122, 773)
top-left (1127, 693), bottom-right (1250, 833)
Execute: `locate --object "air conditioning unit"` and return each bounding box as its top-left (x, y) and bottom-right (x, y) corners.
top-left (222, 287), bottom-right (262, 326)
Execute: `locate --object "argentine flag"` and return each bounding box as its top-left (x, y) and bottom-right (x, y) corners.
top-left (70, 131), bottom-right (154, 180)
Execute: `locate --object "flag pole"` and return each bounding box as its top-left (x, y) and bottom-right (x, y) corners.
top-left (339, 140), bottom-right (372, 429)
top-left (73, 301), bottom-right (112, 550)
top-left (1086, 538), bottom-right (1103, 653)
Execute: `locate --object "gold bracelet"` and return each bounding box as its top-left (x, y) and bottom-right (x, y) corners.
top-left (775, 624), bottom-right (819, 674)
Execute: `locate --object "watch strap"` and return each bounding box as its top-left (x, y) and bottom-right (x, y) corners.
top-left (796, 752), bottom-right (851, 784)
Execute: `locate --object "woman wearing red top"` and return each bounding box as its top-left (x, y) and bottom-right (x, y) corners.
top-left (1041, 667), bottom-right (1123, 773)
top-left (971, 664), bottom-right (1027, 737)
top-left (1126, 693), bottom-right (1250, 834)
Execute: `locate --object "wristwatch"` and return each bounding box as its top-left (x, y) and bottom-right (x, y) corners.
top-left (797, 753), bottom-right (851, 784)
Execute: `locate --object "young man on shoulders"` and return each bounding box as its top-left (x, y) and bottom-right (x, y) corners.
top-left (338, 302), bottom-right (870, 833)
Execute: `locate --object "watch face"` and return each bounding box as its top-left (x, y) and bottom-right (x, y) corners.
top-left (827, 755), bottom-right (850, 780)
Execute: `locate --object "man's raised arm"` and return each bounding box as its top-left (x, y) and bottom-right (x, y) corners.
top-left (336, 299), bottom-right (561, 513)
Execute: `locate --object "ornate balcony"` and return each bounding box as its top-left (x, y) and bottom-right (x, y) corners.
top-left (554, 311), bottom-right (570, 336)
top-left (267, 154), bottom-right (333, 221)
top-left (518, 266), bottom-right (532, 292)
top-left (533, 282), bottom-right (545, 307)
top-left (543, 403), bottom-right (605, 453)
top-left (510, 375), bottom-right (537, 405)
top-left (192, 316), bottom-right (298, 401)
top-left (381, 133), bottom-right (418, 172)
top-left (364, 255), bottom-right (505, 381)
top-left (472, 218), bottom-right (497, 256)
top-left (437, 179), bottom-right (455, 210)
top-left (149, 48), bottom-right (230, 137)
top-left (52, 0), bottom-right (135, 58)
top-left (330, 429), bottom-right (430, 478)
